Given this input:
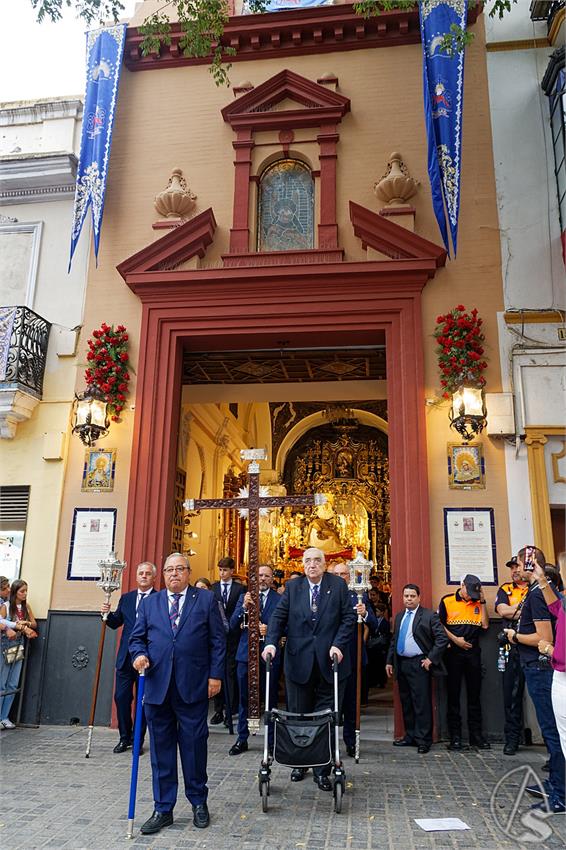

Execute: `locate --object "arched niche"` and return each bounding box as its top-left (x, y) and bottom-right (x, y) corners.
top-left (275, 409), bottom-right (388, 478)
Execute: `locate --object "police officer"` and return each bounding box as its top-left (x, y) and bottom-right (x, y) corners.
top-left (495, 556), bottom-right (528, 755)
top-left (438, 574), bottom-right (490, 750)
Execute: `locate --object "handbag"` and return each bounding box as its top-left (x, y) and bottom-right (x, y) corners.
top-left (3, 644), bottom-right (24, 664)
top-left (273, 710), bottom-right (333, 768)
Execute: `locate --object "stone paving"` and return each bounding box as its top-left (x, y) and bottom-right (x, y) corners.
top-left (1, 722), bottom-right (564, 850)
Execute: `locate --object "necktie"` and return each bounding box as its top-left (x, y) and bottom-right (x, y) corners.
top-left (170, 593), bottom-right (182, 632)
top-left (136, 592), bottom-right (146, 611)
top-left (311, 583), bottom-right (320, 618)
top-left (397, 609), bottom-right (414, 655)
top-left (222, 583), bottom-right (229, 606)
top-left (259, 592), bottom-right (265, 614)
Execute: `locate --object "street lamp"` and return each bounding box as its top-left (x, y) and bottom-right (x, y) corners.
top-left (449, 385), bottom-right (487, 443)
top-left (72, 386), bottom-right (109, 446)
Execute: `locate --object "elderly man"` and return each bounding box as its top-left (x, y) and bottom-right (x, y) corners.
top-left (102, 561), bottom-right (157, 753)
top-left (438, 574), bottom-right (489, 751)
top-left (262, 548), bottom-right (356, 790)
top-left (130, 553), bottom-right (225, 834)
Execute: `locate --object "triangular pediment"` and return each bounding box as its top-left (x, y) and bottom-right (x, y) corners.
top-left (116, 208), bottom-right (217, 277)
top-left (349, 201), bottom-right (446, 267)
top-left (222, 69), bottom-right (350, 130)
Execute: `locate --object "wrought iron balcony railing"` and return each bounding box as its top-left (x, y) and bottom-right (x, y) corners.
top-left (0, 306), bottom-right (51, 397)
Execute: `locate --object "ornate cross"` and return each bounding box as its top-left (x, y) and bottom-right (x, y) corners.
top-left (184, 447), bottom-right (325, 731)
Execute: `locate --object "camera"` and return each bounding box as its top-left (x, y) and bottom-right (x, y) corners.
top-left (537, 653), bottom-right (552, 669)
top-left (497, 631), bottom-right (509, 646)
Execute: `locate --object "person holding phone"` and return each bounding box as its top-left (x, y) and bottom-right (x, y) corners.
top-left (503, 546), bottom-right (565, 814)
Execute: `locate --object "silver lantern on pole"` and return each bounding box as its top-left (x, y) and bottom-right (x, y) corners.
top-left (85, 551), bottom-right (127, 758)
top-left (346, 550), bottom-right (373, 763)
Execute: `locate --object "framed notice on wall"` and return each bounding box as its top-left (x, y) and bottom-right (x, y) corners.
top-left (444, 507), bottom-right (497, 586)
top-left (67, 508), bottom-right (117, 580)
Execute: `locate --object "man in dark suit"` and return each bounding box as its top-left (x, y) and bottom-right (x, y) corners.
top-left (130, 553), bottom-right (225, 835)
top-left (386, 583), bottom-right (448, 754)
top-left (332, 561), bottom-right (379, 757)
top-left (210, 556), bottom-right (245, 725)
top-left (101, 561), bottom-right (157, 753)
top-left (262, 548), bottom-right (356, 790)
top-left (228, 563), bottom-right (281, 755)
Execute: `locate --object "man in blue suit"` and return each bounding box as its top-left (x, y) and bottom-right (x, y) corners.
top-left (228, 563), bottom-right (281, 756)
top-left (263, 548), bottom-right (356, 790)
top-left (101, 561), bottom-right (157, 753)
top-left (332, 561), bottom-right (379, 757)
top-left (130, 553), bottom-right (225, 835)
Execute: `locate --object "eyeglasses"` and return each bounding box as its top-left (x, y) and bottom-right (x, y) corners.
top-left (163, 566), bottom-right (189, 575)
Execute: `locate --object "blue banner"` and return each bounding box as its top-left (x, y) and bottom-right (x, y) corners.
top-left (420, 1), bottom-right (467, 257)
top-left (69, 24), bottom-right (126, 270)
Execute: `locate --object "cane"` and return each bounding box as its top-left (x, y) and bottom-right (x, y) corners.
top-left (126, 670), bottom-right (146, 839)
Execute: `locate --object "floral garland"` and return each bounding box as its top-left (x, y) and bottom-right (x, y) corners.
top-left (433, 305), bottom-right (487, 399)
top-left (84, 323), bottom-right (130, 422)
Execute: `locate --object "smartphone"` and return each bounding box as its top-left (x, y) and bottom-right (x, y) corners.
top-left (524, 546), bottom-right (535, 572)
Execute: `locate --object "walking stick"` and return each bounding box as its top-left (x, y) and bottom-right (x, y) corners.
top-left (355, 619), bottom-right (363, 763)
top-left (85, 551), bottom-right (126, 758)
top-left (126, 671), bottom-right (146, 839)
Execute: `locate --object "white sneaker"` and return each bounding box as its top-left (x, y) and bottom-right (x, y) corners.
top-left (1, 719), bottom-right (16, 729)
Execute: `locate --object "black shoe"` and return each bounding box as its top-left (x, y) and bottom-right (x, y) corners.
top-left (526, 783), bottom-right (548, 800)
top-left (542, 760), bottom-right (550, 772)
top-left (447, 738), bottom-right (464, 751)
top-left (418, 744), bottom-right (431, 754)
top-left (209, 711), bottom-right (224, 725)
top-left (503, 743), bottom-right (517, 756)
top-left (192, 802), bottom-right (210, 829)
top-left (140, 811), bottom-right (173, 835)
top-left (291, 767), bottom-right (307, 782)
top-left (229, 739), bottom-right (248, 756)
top-left (393, 737), bottom-right (415, 747)
top-left (113, 739), bottom-right (132, 753)
top-left (313, 775), bottom-right (332, 791)
top-left (346, 744), bottom-right (355, 758)
top-left (471, 739), bottom-right (491, 750)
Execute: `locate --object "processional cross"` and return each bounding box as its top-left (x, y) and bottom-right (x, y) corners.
top-left (184, 447), bottom-right (326, 732)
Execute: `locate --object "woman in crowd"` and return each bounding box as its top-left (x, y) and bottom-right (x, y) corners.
top-left (0, 579), bottom-right (37, 728)
top-left (537, 554), bottom-right (566, 757)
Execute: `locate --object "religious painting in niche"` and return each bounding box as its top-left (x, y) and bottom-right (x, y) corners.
top-left (258, 160), bottom-right (314, 252)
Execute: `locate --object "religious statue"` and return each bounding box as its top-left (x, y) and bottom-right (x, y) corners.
top-left (305, 501), bottom-right (343, 553)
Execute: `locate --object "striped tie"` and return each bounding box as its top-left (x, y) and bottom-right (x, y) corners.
top-left (169, 593), bottom-right (181, 632)
top-left (311, 584), bottom-right (320, 620)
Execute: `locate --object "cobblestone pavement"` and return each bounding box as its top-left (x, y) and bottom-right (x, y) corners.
top-left (1, 724), bottom-right (564, 850)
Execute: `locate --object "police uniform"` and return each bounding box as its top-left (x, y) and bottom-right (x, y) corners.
top-left (438, 589), bottom-right (488, 748)
top-left (494, 579), bottom-right (528, 753)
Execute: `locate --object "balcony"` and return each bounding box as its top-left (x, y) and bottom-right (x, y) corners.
top-left (0, 306), bottom-right (51, 438)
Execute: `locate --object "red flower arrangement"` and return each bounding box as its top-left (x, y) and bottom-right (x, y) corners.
top-left (84, 323), bottom-right (130, 422)
top-left (433, 305), bottom-right (487, 399)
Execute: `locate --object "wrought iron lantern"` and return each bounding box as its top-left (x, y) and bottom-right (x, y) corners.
top-left (97, 550), bottom-right (127, 620)
top-left (347, 550), bottom-right (373, 611)
top-left (449, 385), bottom-right (487, 443)
top-left (72, 386), bottom-right (109, 446)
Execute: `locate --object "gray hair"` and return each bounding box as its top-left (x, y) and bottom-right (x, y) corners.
top-left (137, 561), bottom-right (157, 576)
top-left (302, 547), bottom-right (325, 564)
top-left (164, 552), bottom-right (190, 570)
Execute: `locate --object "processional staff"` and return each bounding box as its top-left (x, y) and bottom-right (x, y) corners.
top-left (347, 551), bottom-right (373, 764)
top-left (184, 447), bottom-right (326, 732)
top-left (85, 551), bottom-right (126, 758)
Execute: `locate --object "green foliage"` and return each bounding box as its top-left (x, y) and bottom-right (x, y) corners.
top-left (30, 0), bottom-right (518, 85)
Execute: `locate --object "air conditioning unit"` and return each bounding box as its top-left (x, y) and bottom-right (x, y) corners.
top-left (485, 393), bottom-right (515, 437)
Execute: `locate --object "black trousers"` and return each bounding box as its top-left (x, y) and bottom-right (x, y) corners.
top-left (502, 645), bottom-right (525, 747)
top-left (286, 661), bottom-right (346, 777)
top-left (115, 666), bottom-right (146, 743)
top-left (445, 646), bottom-right (484, 743)
top-left (397, 654), bottom-right (433, 747)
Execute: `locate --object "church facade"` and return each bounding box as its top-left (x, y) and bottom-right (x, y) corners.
top-left (1, 1), bottom-right (535, 734)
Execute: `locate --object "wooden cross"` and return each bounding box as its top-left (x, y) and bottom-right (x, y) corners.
top-left (184, 447), bottom-right (325, 731)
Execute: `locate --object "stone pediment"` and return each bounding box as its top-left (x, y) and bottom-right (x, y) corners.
top-left (222, 69), bottom-right (350, 130)
top-left (349, 201), bottom-right (446, 267)
top-left (116, 208), bottom-right (216, 276)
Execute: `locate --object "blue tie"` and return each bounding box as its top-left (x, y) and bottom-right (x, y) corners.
top-left (311, 584), bottom-right (320, 620)
top-left (170, 593), bottom-right (181, 632)
top-left (397, 609), bottom-right (414, 655)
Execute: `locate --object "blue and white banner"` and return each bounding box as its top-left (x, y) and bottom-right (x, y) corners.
top-left (245, 0), bottom-right (334, 12)
top-left (69, 24), bottom-right (127, 270)
top-left (420, 0), bottom-right (467, 257)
